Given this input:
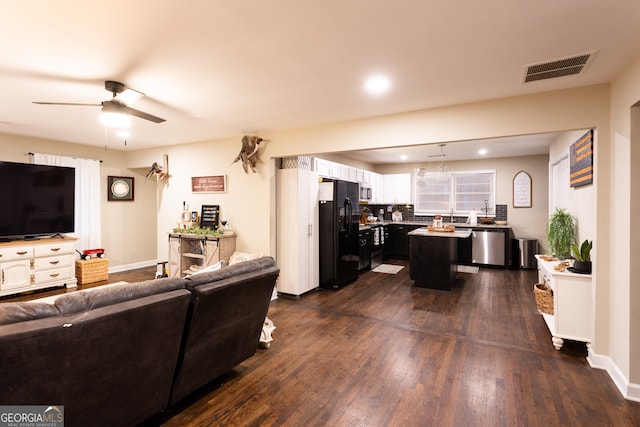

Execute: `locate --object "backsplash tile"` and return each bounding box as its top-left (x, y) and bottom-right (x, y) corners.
top-left (496, 204), bottom-right (508, 221)
top-left (360, 203), bottom-right (508, 223)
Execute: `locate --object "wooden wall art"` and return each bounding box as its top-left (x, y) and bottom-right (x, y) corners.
top-left (191, 175), bottom-right (226, 193)
top-left (570, 130), bottom-right (594, 187)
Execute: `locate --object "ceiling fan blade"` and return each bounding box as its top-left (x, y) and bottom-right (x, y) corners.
top-left (33, 101), bottom-right (101, 107)
top-left (113, 88), bottom-right (144, 106)
top-left (127, 106), bottom-right (166, 123)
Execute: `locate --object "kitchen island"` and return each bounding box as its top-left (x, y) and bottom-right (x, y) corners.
top-left (408, 227), bottom-right (472, 290)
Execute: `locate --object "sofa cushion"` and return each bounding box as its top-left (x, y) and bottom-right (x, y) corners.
top-left (79, 277), bottom-right (187, 310)
top-left (184, 256), bottom-right (276, 288)
top-left (0, 277), bottom-right (188, 326)
top-left (0, 301), bottom-right (60, 326)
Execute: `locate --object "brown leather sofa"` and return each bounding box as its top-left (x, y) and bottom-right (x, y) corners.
top-left (0, 256), bottom-right (279, 427)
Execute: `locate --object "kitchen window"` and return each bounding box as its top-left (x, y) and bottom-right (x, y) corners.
top-left (413, 170), bottom-right (496, 215)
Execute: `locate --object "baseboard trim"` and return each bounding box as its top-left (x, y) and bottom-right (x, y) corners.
top-left (108, 259), bottom-right (157, 274)
top-left (588, 348), bottom-right (640, 402)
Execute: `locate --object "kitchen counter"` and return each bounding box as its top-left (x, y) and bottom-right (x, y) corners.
top-left (408, 227), bottom-right (472, 291)
top-left (360, 221), bottom-right (511, 230)
top-left (407, 227), bottom-right (472, 239)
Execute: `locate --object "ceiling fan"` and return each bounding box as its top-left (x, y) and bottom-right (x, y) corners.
top-left (33, 80), bottom-right (166, 124)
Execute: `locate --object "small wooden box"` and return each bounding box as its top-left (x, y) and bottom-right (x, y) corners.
top-left (75, 258), bottom-right (108, 284)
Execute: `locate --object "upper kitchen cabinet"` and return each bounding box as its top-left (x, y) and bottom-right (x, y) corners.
top-left (382, 173), bottom-right (412, 203)
top-left (370, 172), bottom-right (383, 203)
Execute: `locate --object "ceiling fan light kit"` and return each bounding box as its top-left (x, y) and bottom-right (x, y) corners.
top-left (33, 80), bottom-right (165, 129)
top-left (100, 100), bottom-right (131, 127)
top-left (100, 110), bottom-right (131, 127)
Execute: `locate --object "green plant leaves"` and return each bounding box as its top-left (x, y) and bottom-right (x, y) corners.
top-left (572, 239), bottom-right (592, 262)
top-left (546, 208), bottom-right (576, 259)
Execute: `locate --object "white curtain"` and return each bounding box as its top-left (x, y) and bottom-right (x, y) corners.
top-left (32, 153), bottom-right (102, 251)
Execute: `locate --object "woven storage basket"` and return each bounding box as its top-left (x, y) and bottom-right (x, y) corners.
top-left (534, 283), bottom-right (554, 315)
top-left (75, 258), bottom-right (108, 284)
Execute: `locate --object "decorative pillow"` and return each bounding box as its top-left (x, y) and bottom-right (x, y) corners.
top-left (185, 260), bottom-right (224, 277)
top-left (228, 251), bottom-right (263, 265)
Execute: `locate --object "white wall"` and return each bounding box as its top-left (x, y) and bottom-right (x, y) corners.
top-left (0, 133), bottom-right (157, 270)
top-left (125, 136), bottom-right (276, 262)
top-left (610, 52), bottom-right (640, 389)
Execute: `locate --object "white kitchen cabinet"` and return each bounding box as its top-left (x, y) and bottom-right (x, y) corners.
top-left (315, 158), bottom-right (330, 177)
top-left (536, 255), bottom-right (593, 350)
top-left (0, 238), bottom-right (77, 297)
top-left (382, 173), bottom-right (412, 203)
top-left (277, 157), bottom-right (319, 296)
top-left (369, 172), bottom-right (382, 203)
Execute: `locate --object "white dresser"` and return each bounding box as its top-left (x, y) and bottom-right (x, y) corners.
top-left (535, 255), bottom-right (593, 350)
top-left (0, 237), bottom-right (77, 297)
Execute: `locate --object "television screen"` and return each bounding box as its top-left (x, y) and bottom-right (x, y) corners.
top-left (0, 161), bottom-right (75, 240)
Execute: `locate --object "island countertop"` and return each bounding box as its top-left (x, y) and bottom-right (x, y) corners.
top-left (407, 227), bottom-right (472, 239)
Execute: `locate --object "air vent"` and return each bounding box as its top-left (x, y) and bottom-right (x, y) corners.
top-left (523, 52), bottom-right (595, 83)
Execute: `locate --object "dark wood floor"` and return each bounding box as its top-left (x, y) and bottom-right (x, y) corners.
top-left (5, 261), bottom-right (640, 426)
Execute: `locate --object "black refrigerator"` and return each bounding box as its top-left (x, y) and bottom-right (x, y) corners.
top-left (319, 180), bottom-right (360, 290)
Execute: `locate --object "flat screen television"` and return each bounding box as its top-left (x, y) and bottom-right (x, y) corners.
top-left (0, 161), bottom-right (75, 240)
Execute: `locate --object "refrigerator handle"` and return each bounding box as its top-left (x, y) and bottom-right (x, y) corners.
top-left (345, 197), bottom-right (352, 235)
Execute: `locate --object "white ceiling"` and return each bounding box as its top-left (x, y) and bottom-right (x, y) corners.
top-left (1, 1), bottom-right (639, 162)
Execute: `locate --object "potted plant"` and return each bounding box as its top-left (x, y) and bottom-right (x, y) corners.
top-left (571, 239), bottom-right (592, 273)
top-left (546, 208), bottom-right (576, 259)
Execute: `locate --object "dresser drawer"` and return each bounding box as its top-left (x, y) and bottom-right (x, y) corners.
top-left (34, 254), bottom-right (75, 271)
top-left (34, 241), bottom-right (75, 257)
top-left (34, 266), bottom-right (75, 284)
top-left (0, 246), bottom-right (33, 261)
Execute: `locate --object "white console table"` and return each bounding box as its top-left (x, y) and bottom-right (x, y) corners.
top-left (0, 237), bottom-right (78, 297)
top-left (535, 255), bottom-right (593, 350)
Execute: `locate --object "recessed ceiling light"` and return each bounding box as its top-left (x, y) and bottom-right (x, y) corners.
top-left (364, 75), bottom-right (391, 95)
top-left (478, 148), bottom-right (487, 155)
top-left (400, 154), bottom-right (408, 161)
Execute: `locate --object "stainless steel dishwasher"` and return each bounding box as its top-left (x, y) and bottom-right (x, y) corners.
top-left (472, 229), bottom-right (505, 266)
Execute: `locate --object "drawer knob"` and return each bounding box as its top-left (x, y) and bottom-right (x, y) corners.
top-left (51, 247), bottom-right (61, 252)
top-left (17, 251), bottom-right (28, 256)
top-left (49, 260), bottom-right (60, 265)
top-left (49, 273), bottom-right (60, 278)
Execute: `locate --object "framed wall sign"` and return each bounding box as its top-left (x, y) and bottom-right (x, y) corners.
top-left (107, 176), bottom-right (134, 201)
top-left (513, 171), bottom-right (532, 208)
top-left (192, 175), bottom-right (226, 193)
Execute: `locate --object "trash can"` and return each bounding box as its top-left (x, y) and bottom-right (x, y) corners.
top-left (513, 238), bottom-right (538, 269)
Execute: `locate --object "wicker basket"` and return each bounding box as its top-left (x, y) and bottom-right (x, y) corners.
top-left (75, 258), bottom-right (108, 284)
top-left (534, 283), bottom-right (554, 314)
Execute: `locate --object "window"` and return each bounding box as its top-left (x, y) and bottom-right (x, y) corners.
top-left (413, 170), bottom-right (496, 215)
